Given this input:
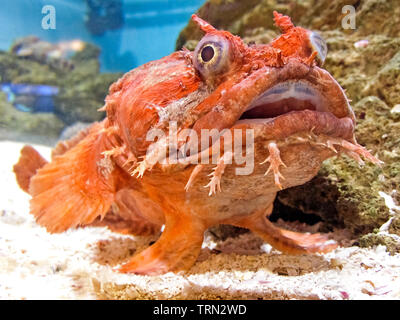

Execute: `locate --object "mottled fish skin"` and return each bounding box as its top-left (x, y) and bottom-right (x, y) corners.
top-left (14, 12), bottom-right (381, 276)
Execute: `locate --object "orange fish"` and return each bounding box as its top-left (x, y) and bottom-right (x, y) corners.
top-left (14, 12), bottom-right (381, 275)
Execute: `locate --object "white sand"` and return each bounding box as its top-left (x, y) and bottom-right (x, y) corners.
top-left (1, 140), bottom-right (399, 300)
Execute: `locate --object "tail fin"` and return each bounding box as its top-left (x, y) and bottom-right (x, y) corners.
top-left (13, 145), bottom-right (48, 193)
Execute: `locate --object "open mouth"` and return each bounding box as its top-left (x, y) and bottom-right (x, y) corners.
top-left (225, 74), bottom-right (381, 191)
top-left (239, 80), bottom-right (328, 120)
top-left (233, 71), bottom-right (359, 143)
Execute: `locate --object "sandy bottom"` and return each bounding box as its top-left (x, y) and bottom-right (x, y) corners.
top-left (1, 140), bottom-right (399, 300)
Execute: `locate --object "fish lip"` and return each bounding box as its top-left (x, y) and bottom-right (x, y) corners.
top-left (232, 61), bottom-right (355, 141)
top-left (234, 109), bottom-right (355, 142)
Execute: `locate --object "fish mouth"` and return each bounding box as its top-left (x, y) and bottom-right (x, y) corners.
top-left (239, 80), bottom-right (329, 120)
top-left (223, 64), bottom-right (382, 187)
top-left (234, 63), bottom-right (356, 142)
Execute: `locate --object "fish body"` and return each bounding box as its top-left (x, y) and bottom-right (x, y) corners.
top-left (14, 13), bottom-right (381, 275)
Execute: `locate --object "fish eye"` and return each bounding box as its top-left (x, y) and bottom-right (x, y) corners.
top-left (200, 45), bottom-right (215, 62)
top-left (309, 31), bottom-right (328, 66)
top-left (193, 35), bottom-right (231, 79)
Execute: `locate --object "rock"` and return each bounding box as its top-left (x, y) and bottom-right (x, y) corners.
top-left (0, 92), bottom-right (64, 138)
top-left (53, 43), bottom-right (122, 124)
top-left (324, 34), bottom-right (400, 103)
top-left (355, 0), bottom-right (400, 37)
top-left (389, 215), bottom-right (400, 236)
top-left (0, 50), bottom-right (58, 85)
top-left (10, 36), bottom-right (75, 71)
top-left (176, 0), bottom-right (400, 244)
top-left (0, 40), bottom-right (122, 131)
top-left (365, 51), bottom-right (400, 108)
top-left (359, 233), bottom-right (400, 255)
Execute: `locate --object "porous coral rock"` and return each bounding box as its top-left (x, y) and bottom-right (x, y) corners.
top-left (0, 93), bottom-right (64, 140)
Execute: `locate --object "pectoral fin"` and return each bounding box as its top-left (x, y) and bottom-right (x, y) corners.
top-left (29, 123), bottom-right (116, 233)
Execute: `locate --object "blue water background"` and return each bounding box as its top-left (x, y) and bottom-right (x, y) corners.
top-left (0, 0), bottom-right (204, 72)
